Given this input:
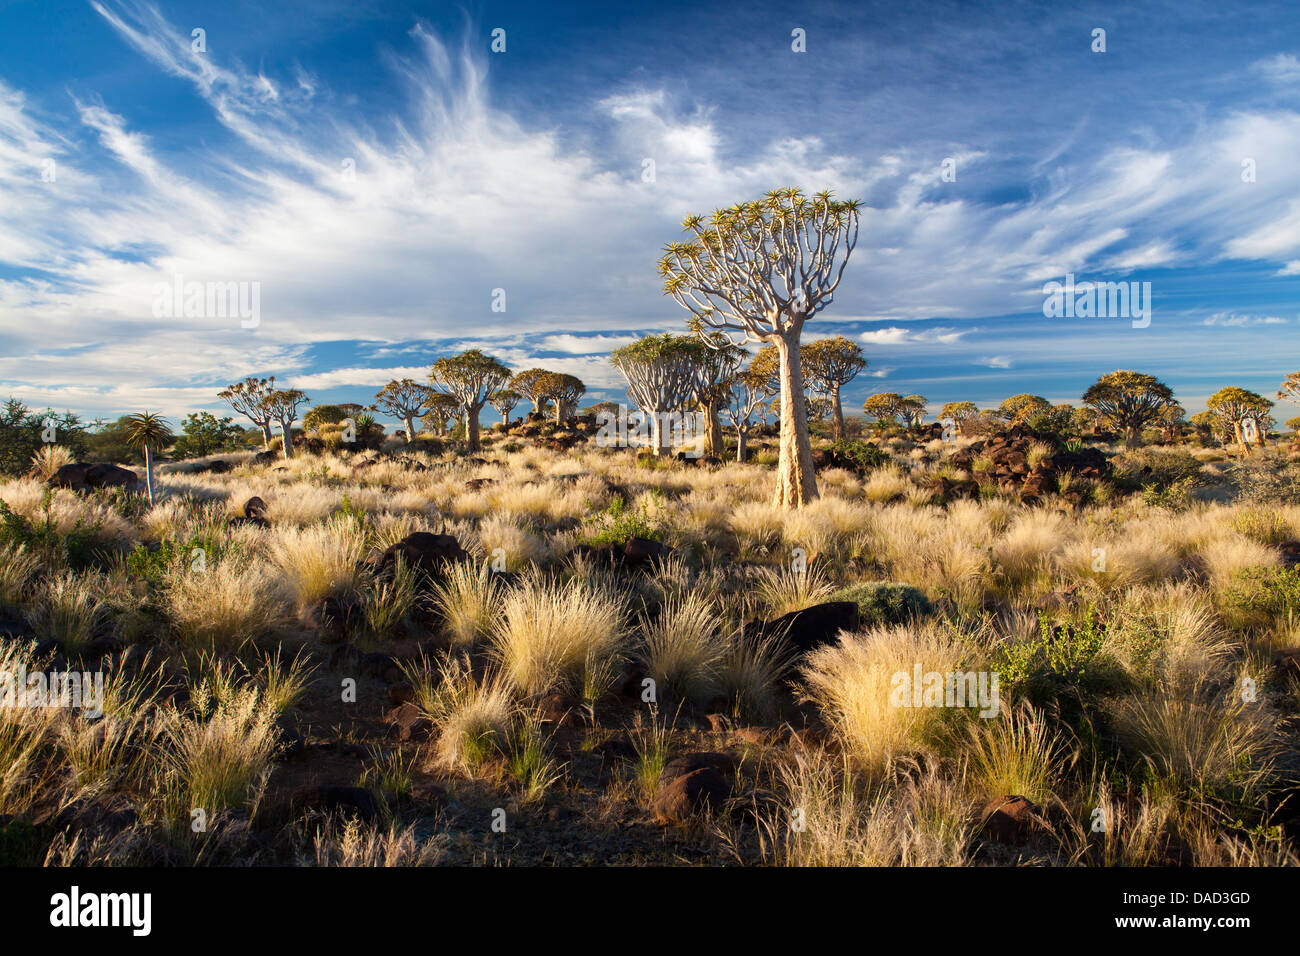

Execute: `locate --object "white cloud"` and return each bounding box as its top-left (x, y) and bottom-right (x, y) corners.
top-left (976, 356), bottom-right (1014, 368)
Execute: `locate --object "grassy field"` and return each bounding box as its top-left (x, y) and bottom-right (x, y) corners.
top-left (2, 421), bottom-right (1299, 867)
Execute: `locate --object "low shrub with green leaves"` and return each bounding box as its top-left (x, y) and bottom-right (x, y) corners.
top-left (827, 439), bottom-right (890, 474)
top-left (832, 581), bottom-right (933, 627)
top-left (994, 608), bottom-right (1125, 708)
top-left (582, 494), bottom-right (662, 546)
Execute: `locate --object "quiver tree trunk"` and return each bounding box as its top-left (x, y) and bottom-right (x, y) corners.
top-left (831, 383), bottom-right (845, 441)
top-left (773, 335), bottom-right (818, 508)
top-left (465, 408), bottom-right (482, 452)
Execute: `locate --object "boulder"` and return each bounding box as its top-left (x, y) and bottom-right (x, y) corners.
top-left (364, 531), bottom-right (468, 578)
top-left (621, 536), bottom-right (672, 565)
top-left (653, 756), bottom-right (733, 825)
top-left (385, 702), bottom-right (431, 742)
top-left (47, 462), bottom-right (143, 494)
top-left (979, 794), bottom-right (1041, 845)
top-left (744, 601), bottom-right (859, 654)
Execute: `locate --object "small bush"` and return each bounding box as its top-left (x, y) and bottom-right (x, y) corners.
top-left (832, 582), bottom-right (933, 627)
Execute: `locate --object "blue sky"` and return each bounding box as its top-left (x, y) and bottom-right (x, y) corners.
top-left (0, 0), bottom-right (1297, 429)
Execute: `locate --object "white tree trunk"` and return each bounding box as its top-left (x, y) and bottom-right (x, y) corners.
top-left (773, 334), bottom-right (818, 508)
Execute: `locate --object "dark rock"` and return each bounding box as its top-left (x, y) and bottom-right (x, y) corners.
top-left (386, 702), bottom-right (431, 741)
top-left (47, 462), bottom-right (144, 494)
top-left (317, 594), bottom-right (363, 644)
top-left (622, 536), bottom-right (672, 565)
top-left (536, 692), bottom-right (581, 726)
top-left (593, 735), bottom-right (636, 761)
top-left (387, 681), bottom-right (416, 705)
top-left (241, 496), bottom-right (268, 521)
top-left (660, 751), bottom-right (737, 784)
top-left (744, 601), bottom-right (859, 654)
top-left (364, 531), bottom-right (468, 578)
top-left (979, 794), bottom-right (1041, 845)
top-left (653, 765), bottom-right (731, 825)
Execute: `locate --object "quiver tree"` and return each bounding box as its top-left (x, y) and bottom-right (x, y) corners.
top-left (489, 388), bottom-right (522, 426)
top-left (692, 333), bottom-right (747, 456)
top-left (421, 393), bottom-right (459, 434)
top-left (510, 369), bottom-right (553, 419)
top-left (939, 401), bottom-right (978, 436)
top-left (123, 411), bottom-right (172, 506)
top-left (899, 394), bottom-right (928, 431)
top-left (264, 388), bottom-right (309, 459)
top-left (1156, 403), bottom-right (1187, 443)
top-left (862, 392), bottom-right (904, 425)
top-left (217, 376), bottom-right (277, 450)
top-left (998, 393), bottom-right (1051, 425)
top-left (1081, 371), bottom-right (1175, 449)
top-left (537, 373), bottom-right (586, 423)
top-left (375, 379), bottom-right (438, 443)
top-left (611, 334), bottom-right (706, 456)
top-left (1207, 386), bottom-right (1273, 455)
top-left (659, 187), bottom-right (862, 508)
top-left (725, 363), bottom-right (773, 463)
top-left (431, 349), bottom-right (511, 452)
top-left (802, 335), bottom-right (866, 439)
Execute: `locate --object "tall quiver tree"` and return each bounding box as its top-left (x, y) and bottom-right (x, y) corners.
top-left (375, 379), bottom-right (438, 444)
top-left (1207, 386), bottom-right (1273, 455)
top-left (659, 187), bottom-right (862, 508)
top-left (802, 336), bottom-right (866, 440)
top-left (421, 393), bottom-right (459, 434)
top-left (726, 362), bottom-right (774, 462)
top-left (537, 373), bottom-right (586, 423)
top-left (123, 411), bottom-right (172, 507)
top-left (264, 389), bottom-right (308, 459)
top-left (218, 376), bottom-right (277, 450)
top-left (431, 349), bottom-right (511, 452)
top-left (1081, 371), bottom-right (1175, 449)
top-left (692, 332), bottom-right (747, 456)
top-left (489, 388), bottom-right (521, 426)
top-left (510, 369), bottom-right (553, 419)
top-left (899, 394), bottom-right (928, 431)
top-left (611, 334), bottom-right (706, 456)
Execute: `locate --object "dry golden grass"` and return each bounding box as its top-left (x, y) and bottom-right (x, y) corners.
top-left (801, 622), bottom-right (974, 777)
top-left (490, 572), bottom-right (626, 696)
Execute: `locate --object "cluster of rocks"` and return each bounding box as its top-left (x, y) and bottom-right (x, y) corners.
top-left (948, 424), bottom-right (1109, 503)
top-left (46, 462), bottom-right (142, 494)
top-left (500, 413), bottom-right (602, 452)
top-left (569, 535), bottom-right (674, 568)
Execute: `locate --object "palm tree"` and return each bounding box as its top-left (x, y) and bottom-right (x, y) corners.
top-left (123, 411), bottom-right (172, 506)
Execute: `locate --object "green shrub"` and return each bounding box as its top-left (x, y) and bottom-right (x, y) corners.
top-left (126, 533), bottom-right (222, 586)
top-left (832, 581), bottom-right (932, 626)
top-left (828, 439), bottom-right (889, 473)
top-left (1220, 566), bottom-right (1300, 629)
top-left (994, 608), bottom-right (1125, 708)
top-left (0, 494), bottom-right (103, 571)
top-left (582, 494), bottom-right (662, 546)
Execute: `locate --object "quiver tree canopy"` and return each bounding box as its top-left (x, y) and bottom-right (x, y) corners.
top-left (1082, 370), bottom-right (1174, 449)
top-left (431, 349), bottom-right (511, 452)
top-left (610, 333), bottom-right (707, 455)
